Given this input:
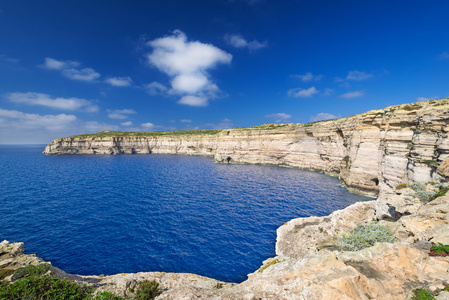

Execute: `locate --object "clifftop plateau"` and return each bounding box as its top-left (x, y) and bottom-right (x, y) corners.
top-left (44, 98), bottom-right (449, 196)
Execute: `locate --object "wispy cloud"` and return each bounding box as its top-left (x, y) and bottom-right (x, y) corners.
top-left (346, 70), bottom-right (372, 81)
top-left (141, 122), bottom-right (156, 130)
top-left (6, 92), bottom-right (99, 112)
top-left (0, 54), bottom-right (19, 64)
top-left (180, 119), bottom-right (192, 123)
top-left (203, 118), bottom-right (234, 129)
top-left (105, 76), bottom-right (133, 87)
top-left (438, 52), bottom-right (449, 60)
top-left (340, 91), bottom-right (364, 98)
top-left (416, 96), bottom-right (438, 101)
top-left (178, 95), bottom-right (208, 107)
top-left (42, 57), bottom-right (100, 82)
top-left (224, 34), bottom-right (267, 51)
top-left (144, 81), bottom-right (168, 96)
top-left (265, 113), bottom-right (291, 123)
top-left (323, 88), bottom-right (334, 96)
top-left (288, 86), bottom-right (319, 98)
top-left (291, 72), bottom-right (323, 82)
top-left (146, 30), bottom-right (232, 106)
top-left (107, 109), bottom-right (136, 119)
top-left (309, 112), bottom-right (339, 122)
top-left (121, 121), bottom-right (133, 126)
top-left (0, 108), bottom-right (77, 131)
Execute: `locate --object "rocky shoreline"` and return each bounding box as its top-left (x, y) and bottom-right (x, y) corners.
top-left (44, 98), bottom-right (449, 197)
top-left (2, 181), bottom-right (449, 299)
top-left (3, 98), bottom-right (449, 299)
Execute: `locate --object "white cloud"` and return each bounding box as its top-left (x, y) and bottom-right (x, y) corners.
top-left (203, 118), bottom-right (234, 129)
top-left (171, 73), bottom-right (209, 94)
top-left (309, 113), bottom-right (339, 122)
top-left (107, 109), bottom-right (136, 119)
top-left (0, 108), bottom-right (77, 131)
top-left (42, 57), bottom-right (101, 82)
top-left (145, 81), bottom-right (168, 95)
top-left (225, 34), bottom-right (267, 51)
top-left (346, 70), bottom-right (372, 81)
top-left (178, 95), bottom-right (208, 107)
top-left (105, 76), bottom-right (133, 87)
top-left (146, 30), bottom-right (232, 106)
top-left (265, 113), bottom-right (291, 123)
top-left (340, 91), bottom-right (364, 98)
top-left (82, 121), bottom-right (119, 132)
top-left (6, 92), bottom-right (99, 112)
top-left (141, 122), bottom-right (156, 130)
top-left (292, 72), bottom-right (323, 82)
top-left (0, 107), bottom-right (122, 144)
top-left (288, 86), bottom-right (319, 98)
top-left (417, 96), bottom-right (438, 101)
top-left (121, 121), bottom-right (133, 126)
top-left (180, 119), bottom-right (192, 123)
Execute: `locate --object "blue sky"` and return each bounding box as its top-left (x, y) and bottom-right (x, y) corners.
top-left (1, 0), bottom-right (448, 144)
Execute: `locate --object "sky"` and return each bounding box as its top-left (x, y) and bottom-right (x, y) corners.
top-left (1, 0), bottom-right (449, 144)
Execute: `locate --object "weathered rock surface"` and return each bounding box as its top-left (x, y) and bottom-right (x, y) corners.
top-left (43, 98), bottom-right (449, 196)
top-left (2, 183), bottom-right (449, 299)
top-left (439, 158), bottom-right (449, 178)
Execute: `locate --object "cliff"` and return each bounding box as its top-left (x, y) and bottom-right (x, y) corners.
top-left (44, 98), bottom-right (449, 196)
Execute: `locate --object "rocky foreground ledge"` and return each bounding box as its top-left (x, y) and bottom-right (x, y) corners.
top-left (2, 182), bottom-right (449, 299)
top-left (44, 98), bottom-right (449, 196)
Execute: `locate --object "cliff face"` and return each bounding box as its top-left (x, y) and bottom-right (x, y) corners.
top-left (44, 98), bottom-right (449, 195)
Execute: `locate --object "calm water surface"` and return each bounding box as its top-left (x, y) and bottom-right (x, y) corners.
top-left (0, 145), bottom-right (369, 282)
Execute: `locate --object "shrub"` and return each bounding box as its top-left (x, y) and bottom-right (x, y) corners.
top-left (257, 259), bottom-right (280, 273)
top-left (11, 263), bottom-right (50, 281)
top-left (405, 182), bottom-right (449, 203)
top-left (340, 224), bottom-right (395, 251)
top-left (0, 269), bottom-right (14, 281)
top-left (86, 291), bottom-right (124, 300)
top-left (411, 288), bottom-right (435, 300)
top-left (429, 243), bottom-right (449, 257)
top-left (0, 275), bottom-right (92, 300)
top-left (133, 280), bottom-right (160, 300)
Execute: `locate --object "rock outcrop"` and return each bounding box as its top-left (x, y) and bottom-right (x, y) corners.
top-left (2, 183), bottom-right (449, 299)
top-left (44, 98), bottom-right (449, 196)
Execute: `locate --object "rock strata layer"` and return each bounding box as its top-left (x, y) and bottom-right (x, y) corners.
top-left (44, 98), bottom-right (449, 196)
top-left (2, 183), bottom-right (449, 299)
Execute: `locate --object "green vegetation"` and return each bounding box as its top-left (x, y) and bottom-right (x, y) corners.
top-left (69, 129), bottom-right (222, 139)
top-left (133, 280), bottom-right (160, 300)
top-left (0, 275), bottom-right (93, 300)
top-left (12, 263), bottom-right (50, 281)
top-left (405, 182), bottom-right (449, 203)
top-left (235, 123), bottom-right (293, 131)
top-left (342, 156), bottom-right (350, 169)
top-left (340, 224), bottom-right (395, 251)
top-left (0, 269), bottom-right (13, 281)
top-left (0, 268), bottom-right (160, 300)
top-left (423, 160), bottom-right (439, 167)
top-left (395, 183), bottom-right (408, 191)
top-left (411, 288), bottom-right (435, 300)
top-left (429, 243), bottom-right (449, 257)
top-left (257, 259), bottom-right (280, 273)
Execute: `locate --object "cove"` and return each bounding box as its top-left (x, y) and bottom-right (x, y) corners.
top-left (0, 145), bottom-right (369, 283)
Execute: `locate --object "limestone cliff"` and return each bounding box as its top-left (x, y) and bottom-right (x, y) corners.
top-left (44, 98), bottom-right (449, 196)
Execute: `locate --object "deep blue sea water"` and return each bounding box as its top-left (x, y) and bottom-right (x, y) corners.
top-left (0, 145), bottom-right (370, 282)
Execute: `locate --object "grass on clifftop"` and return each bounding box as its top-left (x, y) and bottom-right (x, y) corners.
top-left (69, 129), bottom-right (223, 138)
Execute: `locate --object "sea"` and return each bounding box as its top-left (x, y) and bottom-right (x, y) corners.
top-left (0, 145), bottom-right (370, 283)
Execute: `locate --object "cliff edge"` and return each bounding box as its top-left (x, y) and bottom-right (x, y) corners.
top-left (44, 98), bottom-right (449, 196)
